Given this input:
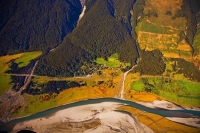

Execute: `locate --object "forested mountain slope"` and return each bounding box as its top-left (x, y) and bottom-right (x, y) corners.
top-left (0, 0), bottom-right (82, 55)
top-left (35, 0), bottom-right (138, 76)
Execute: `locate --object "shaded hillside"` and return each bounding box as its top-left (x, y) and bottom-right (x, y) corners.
top-left (35, 0), bottom-right (138, 77)
top-left (0, 0), bottom-right (82, 55)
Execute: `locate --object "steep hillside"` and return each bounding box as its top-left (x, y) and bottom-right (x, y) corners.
top-left (133, 0), bottom-right (200, 60)
top-left (36, 0), bottom-right (138, 77)
top-left (0, 0), bottom-right (82, 55)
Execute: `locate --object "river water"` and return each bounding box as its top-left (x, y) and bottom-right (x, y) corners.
top-left (1, 98), bottom-right (200, 132)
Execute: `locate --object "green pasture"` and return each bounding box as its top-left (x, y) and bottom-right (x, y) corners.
top-left (20, 94), bottom-right (57, 116)
top-left (130, 79), bottom-right (145, 91)
top-left (130, 77), bottom-right (200, 106)
top-left (14, 51), bottom-right (42, 68)
top-left (95, 53), bottom-right (129, 68)
top-left (0, 74), bottom-right (12, 95)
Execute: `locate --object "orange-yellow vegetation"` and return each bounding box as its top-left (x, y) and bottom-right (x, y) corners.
top-left (117, 106), bottom-right (200, 133)
top-left (144, 0), bottom-right (185, 29)
top-left (57, 85), bottom-right (115, 106)
top-left (0, 53), bottom-right (23, 74)
top-left (136, 0), bottom-right (193, 60)
top-left (125, 91), bottom-right (163, 102)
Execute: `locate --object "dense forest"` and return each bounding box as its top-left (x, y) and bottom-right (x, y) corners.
top-left (24, 81), bottom-right (84, 95)
top-left (135, 50), bottom-right (166, 75)
top-left (0, 0), bottom-right (82, 55)
top-left (35, 0), bottom-right (138, 77)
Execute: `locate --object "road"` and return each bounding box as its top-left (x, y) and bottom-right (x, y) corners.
top-left (120, 65), bottom-right (137, 99)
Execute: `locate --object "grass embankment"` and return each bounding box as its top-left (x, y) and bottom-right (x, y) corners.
top-left (0, 51), bottom-right (42, 95)
top-left (117, 106), bottom-right (200, 133)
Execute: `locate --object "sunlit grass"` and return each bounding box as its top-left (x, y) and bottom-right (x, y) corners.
top-left (178, 80), bottom-right (200, 95)
top-left (129, 77), bottom-right (200, 106)
top-left (95, 53), bottom-right (130, 68)
top-left (21, 93), bottom-right (57, 116)
top-left (130, 79), bottom-right (145, 91)
top-left (14, 51), bottom-right (42, 68)
top-left (0, 74), bottom-right (13, 95)
top-left (0, 53), bottom-right (22, 74)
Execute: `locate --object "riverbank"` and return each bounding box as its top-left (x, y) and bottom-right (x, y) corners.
top-left (11, 102), bottom-right (154, 133)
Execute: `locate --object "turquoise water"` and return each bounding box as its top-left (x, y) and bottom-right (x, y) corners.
top-left (1, 98), bottom-right (200, 132)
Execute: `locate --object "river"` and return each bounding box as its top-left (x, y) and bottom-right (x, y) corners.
top-left (1, 98), bottom-right (200, 132)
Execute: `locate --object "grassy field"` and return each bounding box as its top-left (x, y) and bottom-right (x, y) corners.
top-left (129, 77), bottom-right (200, 106)
top-left (117, 106), bottom-right (200, 133)
top-left (0, 75), bottom-right (13, 95)
top-left (14, 51), bottom-right (42, 68)
top-left (21, 93), bottom-right (57, 116)
top-left (95, 53), bottom-right (130, 68)
top-left (130, 79), bottom-right (145, 91)
top-left (178, 80), bottom-right (200, 95)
